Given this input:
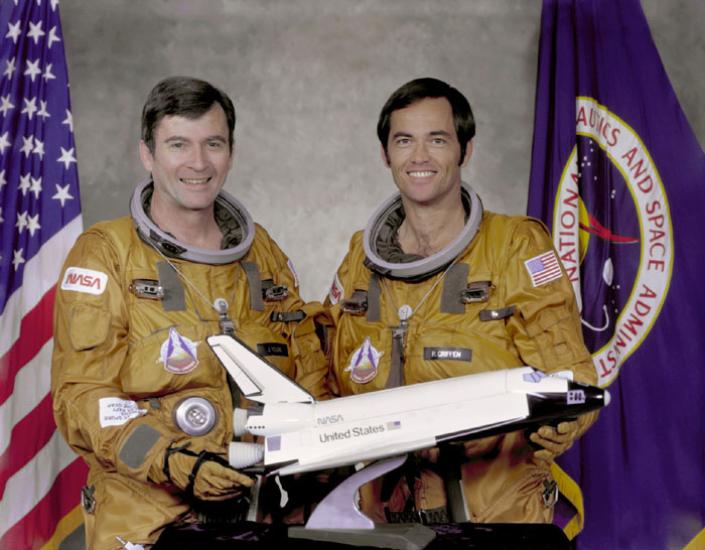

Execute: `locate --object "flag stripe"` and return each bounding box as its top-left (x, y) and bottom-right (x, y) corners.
top-left (0, 338), bottom-right (53, 457)
top-left (0, 430), bottom-right (80, 540)
top-left (533, 267), bottom-right (562, 283)
top-left (0, 286), bottom-right (54, 406)
top-left (0, 216), bottom-right (81, 359)
top-left (0, 457), bottom-right (87, 549)
top-left (0, 391), bottom-right (54, 500)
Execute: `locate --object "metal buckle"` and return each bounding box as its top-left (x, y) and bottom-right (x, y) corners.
top-left (460, 281), bottom-right (491, 303)
top-left (129, 279), bottom-right (164, 300)
top-left (270, 310), bottom-right (306, 323)
top-left (341, 291), bottom-right (368, 315)
top-left (81, 485), bottom-right (96, 514)
top-left (263, 284), bottom-right (289, 302)
top-left (542, 479), bottom-right (559, 508)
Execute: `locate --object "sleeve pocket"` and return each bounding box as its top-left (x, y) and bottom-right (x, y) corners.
top-left (69, 302), bottom-right (110, 350)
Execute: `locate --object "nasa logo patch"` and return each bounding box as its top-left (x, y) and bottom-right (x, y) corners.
top-left (61, 266), bottom-right (108, 295)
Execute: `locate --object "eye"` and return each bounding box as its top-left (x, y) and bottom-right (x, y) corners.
top-left (394, 137), bottom-right (411, 147)
top-left (207, 140), bottom-right (225, 149)
top-left (168, 141), bottom-right (186, 150)
top-left (430, 137), bottom-right (448, 146)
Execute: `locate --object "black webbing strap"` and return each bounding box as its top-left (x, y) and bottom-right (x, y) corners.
top-left (386, 325), bottom-right (406, 389)
top-left (162, 442), bottom-right (235, 497)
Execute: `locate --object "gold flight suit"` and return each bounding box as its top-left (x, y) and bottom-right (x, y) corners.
top-left (326, 211), bottom-right (596, 524)
top-left (51, 216), bottom-right (328, 549)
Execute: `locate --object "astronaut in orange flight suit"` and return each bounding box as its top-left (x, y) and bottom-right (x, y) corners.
top-left (324, 77), bottom-right (597, 526)
top-left (51, 77), bottom-right (328, 549)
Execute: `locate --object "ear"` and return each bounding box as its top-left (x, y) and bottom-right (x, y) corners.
top-left (139, 140), bottom-right (154, 173)
top-left (461, 139), bottom-right (474, 167)
top-left (380, 144), bottom-right (390, 167)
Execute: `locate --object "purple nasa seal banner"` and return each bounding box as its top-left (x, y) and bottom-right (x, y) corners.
top-left (528, 0), bottom-right (705, 548)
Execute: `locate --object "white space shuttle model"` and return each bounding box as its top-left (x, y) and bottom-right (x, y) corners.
top-left (208, 334), bottom-right (609, 476)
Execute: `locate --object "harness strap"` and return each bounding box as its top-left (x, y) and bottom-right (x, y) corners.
top-left (440, 263), bottom-right (469, 314)
top-left (157, 261), bottom-right (186, 311)
top-left (367, 273), bottom-right (381, 322)
top-left (241, 262), bottom-right (264, 311)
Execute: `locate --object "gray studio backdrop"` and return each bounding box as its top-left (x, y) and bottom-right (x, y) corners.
top-left (61, 0), bottom-right (704, 303)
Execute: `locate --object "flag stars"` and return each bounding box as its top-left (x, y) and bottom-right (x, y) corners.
top-left (3, 57), bottom-right (16, 79)
top-left (0, 131), bottom-right (10, 154)
top-left (43, 63), bottom-right (56, 82)
top-left (27, 21), bottom-right (46, 45)
top-left (12, 249), bottom-right (25, 272)
top-left (0, 95), bottom-right (14, 117)
top-left (16, 211), bottom-right (28, 233)
top-left (32, 138), bottom-right (45, 160)
top-left (20, 136), bottom-right (34, 157)
top-left (30, 176), bottom-right (42, 198)
top-left (24, 60), bottom-right (42, 82)
top-left (53, 183), bottom-right (74, 207)
top-left (6, 20), bottom-right (21, 44)
top-left (27, 213), bottom-right (41, 236)
top-left (0, 169), bottom-right (6, 189)
top-left (19, 173), bottom-right (31, 195)
top-left (62, 110), bottom-right (73, 132)
top-left (51, 0), bottom-right (59, 10)
top-left (0, 207), bottom-right (4, 224)
top-left (48, 26), bottom-right (61, 48)
top-left (37, 100), bottom-right (50, 120)
top-left (21, 97), bottom-right (38, 120)
top-left (57, 147), bottom-right (77, 169)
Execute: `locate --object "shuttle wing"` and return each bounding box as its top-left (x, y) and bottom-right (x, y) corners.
top-left (208, 334), bottom-right (314, 404)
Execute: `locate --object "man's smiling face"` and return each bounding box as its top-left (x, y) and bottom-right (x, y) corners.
top-left (140, 103), bottom-right (233, 214)
top-left (383, 96), bottom-right (471, 208)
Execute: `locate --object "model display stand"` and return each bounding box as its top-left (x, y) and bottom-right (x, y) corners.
top-left (288, 455), bottom-right (435, 549)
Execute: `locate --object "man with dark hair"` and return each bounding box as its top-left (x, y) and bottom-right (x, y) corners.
top-left (325, 77), bottom-right (597, 526)
top-left (141, 76), bottom-right (236, 153)
top-left (51, 76), bottom-right (329, 548)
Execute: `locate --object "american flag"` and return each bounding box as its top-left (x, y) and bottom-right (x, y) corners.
top-left (0, 1), bottom-right (86, 548)
top-left (524, 250), bottom-right (562, 287)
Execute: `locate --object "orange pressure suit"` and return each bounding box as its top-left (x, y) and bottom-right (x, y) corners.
top-left (51, 183), bottom-right (328, 548)
top-left (325, 184), bottom-right (596, 525)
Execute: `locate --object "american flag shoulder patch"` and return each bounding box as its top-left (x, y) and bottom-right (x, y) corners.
top-left (524, 250), bottom-right (563, 287)
top-left (329, 272), bottom-right (344, 305)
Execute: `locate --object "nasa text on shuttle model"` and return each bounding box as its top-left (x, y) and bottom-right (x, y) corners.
top-left (207, 334), bottom-right (609, 476)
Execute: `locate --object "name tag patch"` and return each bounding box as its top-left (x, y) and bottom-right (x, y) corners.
top-left (61, 266), bottom-right (108, 295)
top-left (424, 347), bottom-right (472, 362)
top-left (257, 342), bottom-right (289, 357)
